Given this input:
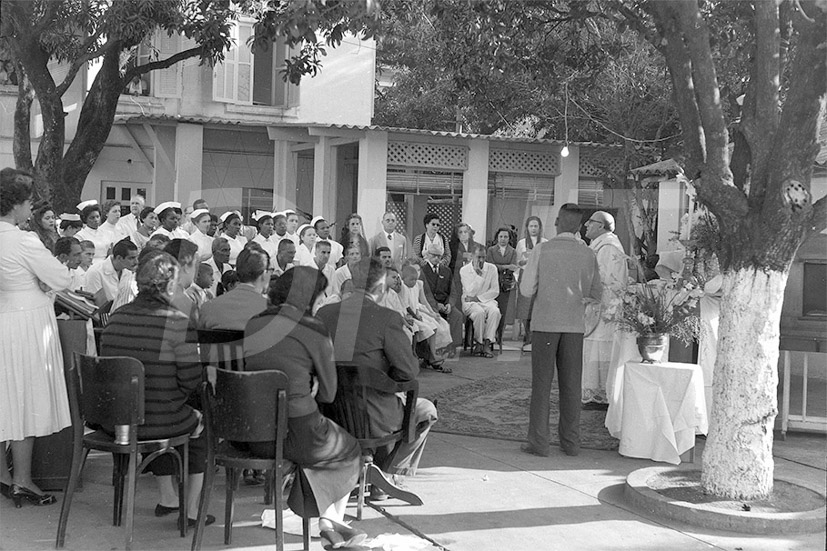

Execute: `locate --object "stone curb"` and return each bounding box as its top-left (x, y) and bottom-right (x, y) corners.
top-left (624, 466), bottom-right (827, 535)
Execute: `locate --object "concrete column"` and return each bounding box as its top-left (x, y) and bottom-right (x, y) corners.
top-left (548, 144), bottom-right (580, 232)
top-left (463, 139), bottom-right (489, 242)
top-left (657, 178), bottom-right (684, 252)
top-left (174, 123), bottom-right (203, 207)
top-left (152, 126), bottom-right (176, 203)
top-left (274, 140), bottom-right (297, 210)
top-left (313, 136), bottom-right (338, 220)
top-left (357, 131), bottom-right (388, 238)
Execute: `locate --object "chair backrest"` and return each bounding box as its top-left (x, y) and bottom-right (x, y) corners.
top-left (325, 362), bottom-right (420, 448)
top-left (196, 329), bottom-right (245, 372)
top-left (203, 368), bottom-right (289, 443)
top-left (75, 353), bottom-right (144, 427)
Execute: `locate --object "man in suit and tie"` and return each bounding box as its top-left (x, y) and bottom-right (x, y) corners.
top-left (316, 259), bottom-right (438, 492)
top-left (419, 243), bottom-right (463, 358)
top-left (200, 247), bottom-right (271, 331)
top-left (369, 211), bottom-right (410, 271)
top-left (519, 203), bottom-right (602, 457)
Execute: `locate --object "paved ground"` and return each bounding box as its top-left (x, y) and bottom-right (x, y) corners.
top-left (2, 340), bottom-right (825, 551)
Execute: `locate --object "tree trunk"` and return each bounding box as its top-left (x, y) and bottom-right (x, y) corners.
top-left (701, 267), bottom-right (787, 500)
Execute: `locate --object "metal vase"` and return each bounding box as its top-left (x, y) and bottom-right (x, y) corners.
top-left (636, 333), bottom-right (668, 363)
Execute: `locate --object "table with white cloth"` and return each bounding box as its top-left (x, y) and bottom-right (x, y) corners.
top-left (606, 361), bottom-right (708, 465)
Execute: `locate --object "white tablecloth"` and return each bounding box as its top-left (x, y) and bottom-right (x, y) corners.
top-left (606, 361), bottom-right (708, 465)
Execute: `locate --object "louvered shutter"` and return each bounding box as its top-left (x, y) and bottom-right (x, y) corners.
top-left (154, 32), bottom-right (182, 98)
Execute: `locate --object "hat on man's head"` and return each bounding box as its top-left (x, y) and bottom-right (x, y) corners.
top-left (76, 199), bottom-right (98, 211)
top-left (59, 213), bottom-right (81, 222)
top-left (425, 242), bottom-right (444, 257)
top-left (154, 201), bottom-right (181, 215)
top-left (588, 211), bottom-right (615, 232)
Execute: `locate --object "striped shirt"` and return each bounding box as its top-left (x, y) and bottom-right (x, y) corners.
top-left (100, 295), bottom-right (201, 439)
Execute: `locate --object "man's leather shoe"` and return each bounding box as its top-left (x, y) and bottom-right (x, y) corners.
top-left (369, 486), bottom-right (388, 501)
top-left (561, 444), bottom-right (580, 457)
top-left (155, 503), bottom-right (179, 517)
top-left (520, 443), bottom-right (549, 457)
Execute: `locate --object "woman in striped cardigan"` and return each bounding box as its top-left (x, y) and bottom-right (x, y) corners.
top-left (101, 252), bottom-right (213, 527)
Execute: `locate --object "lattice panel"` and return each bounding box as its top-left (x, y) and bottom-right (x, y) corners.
top-left (387, 141), bottom-right (468, 170)
top-left (427, 200), bottom-right (462, 233)
top-left (489, 148), bottom-right (559, 175)
top-left (579, 149), bottom-right (625, 178)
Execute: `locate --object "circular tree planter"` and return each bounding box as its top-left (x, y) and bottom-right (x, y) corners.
top-left (625, 467), bottom-right (826, 534)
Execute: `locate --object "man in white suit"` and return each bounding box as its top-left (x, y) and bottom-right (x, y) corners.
top-left (369, 211), bottom-right (410, 271)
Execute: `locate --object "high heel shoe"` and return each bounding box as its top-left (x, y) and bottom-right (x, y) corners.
top-left (10, 484), bottom-right (56, 508)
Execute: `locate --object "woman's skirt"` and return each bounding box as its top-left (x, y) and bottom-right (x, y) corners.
top-left (247, 410), bottom-right (360, 518)
top-left (0, 303), bottom-right (71, 441)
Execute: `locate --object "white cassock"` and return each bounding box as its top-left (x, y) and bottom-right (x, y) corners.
top-left (583, 232), bottom-right (628, 404)
top-left (460, 262), bottom-right (501, 343)
top-left (378, 289), bottom-right (414, 343)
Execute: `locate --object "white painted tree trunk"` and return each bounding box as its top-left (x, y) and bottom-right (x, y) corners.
top-left (701, 267), bottom-right (787, 500)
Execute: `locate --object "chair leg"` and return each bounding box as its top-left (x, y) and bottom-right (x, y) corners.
top-left (264, 469), bottom-right (273, 505)
top-left (224, 467), bottom-right (235, 545)
top-left (56, 442), bottom-right (87, 548)
top-left (178, 445), bottom-right (188, 538)
top-left (113, 454), bottom-right (127, 526)
top-left (123, 451), bottom-right (138, 551)
top-left (190, 455), bottom-right (215, 551)
top-left (301, 516), bottom-right (310, 551)
top-left (356, 460), bottom-right (368, 521)
top-left (273, 465), bottom-right (282, 551)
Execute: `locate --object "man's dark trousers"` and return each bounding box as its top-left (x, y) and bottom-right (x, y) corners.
top-left (528, 331), bottom-right (583, 454)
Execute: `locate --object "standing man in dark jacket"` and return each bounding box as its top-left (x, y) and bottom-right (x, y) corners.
top-left (519, 204), bottom-right (602, 457)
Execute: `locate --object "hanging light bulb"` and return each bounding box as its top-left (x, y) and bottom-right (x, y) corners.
top-left (561, 145), bottom-right (570, 157)
top-left (560, 80), bottom-right (570, 159)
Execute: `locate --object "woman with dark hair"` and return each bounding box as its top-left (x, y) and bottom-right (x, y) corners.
top-left (338, 213), bottom-right (370, 260)
top-left (412, 213), bottom-right (451, 268)
top-left (101, 252), bottom-right (214, 528)
top-left (515, 216), bottom-right (548, 350)
top-left (448, 222), bottom-right (477, 275)
top-left (243, 267), bottom-right (365, 548)
top-left (486, 227), bottom-right (519, 341)
top-left (75, 200), bottom-right (111, 265)
top-left (250, 211), bottom-right (277, 258)
top-left (150, 202), bottom-right (189, 240)
top-left (99, 200), bottom-right (128, 245)
top-left (133, 206), bottom-right (159, 250)
top-left (0, 167), bottom-right (73, 507)
top-left (58, 213), bottom-right (84, 238)
top-left (28, 201), bottom-right (59, 252)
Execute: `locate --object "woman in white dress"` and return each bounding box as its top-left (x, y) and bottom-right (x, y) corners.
top-left (515, 216), bottom-right (548, 350)
top-left (187, 208), bottom-right (214, 262)
top-left (218, 211), bottom-right (247, 266)
top-left (294, 224), bottom-right (317, 267)
top-left (0, 168), bottom-right (73, 507)
top-left (98, 200), bottom-right (128, 246)
top-left (251, 211), bottom-right (278, 259)
top-left (150, 202), bottom-right (189, 240)
top-left (74, 200), bottom-right (112, 265)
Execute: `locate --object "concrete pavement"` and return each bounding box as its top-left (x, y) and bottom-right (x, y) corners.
top-left (1, 344), bottom-right (824, 551)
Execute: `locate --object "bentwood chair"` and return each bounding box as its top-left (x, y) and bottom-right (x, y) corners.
top-left (56, 354), bottom-right (189, 551)
top-left (322, 362), bottom-right (425, 520)
top-left (191, 368), bottom-right (309, 551)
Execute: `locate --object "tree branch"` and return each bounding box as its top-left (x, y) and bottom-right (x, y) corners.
top-left (740, 0), bottom-right (780, 204)
top-left (123, 46), bottom-right (203, 81)
top-left (673, 0), bottom-right (731, 183)
top-left (55, 28), bottom-right (113, 97)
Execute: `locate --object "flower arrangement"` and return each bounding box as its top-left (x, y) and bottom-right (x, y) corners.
top-left (606, 275), bottom-right (703, 344)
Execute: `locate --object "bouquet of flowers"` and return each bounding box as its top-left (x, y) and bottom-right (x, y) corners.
top-left (606, 275), bottom-right (703, 344)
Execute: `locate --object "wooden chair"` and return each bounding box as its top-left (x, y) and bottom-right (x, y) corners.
top-left (195, 329), bottom-right (245, 372)
top-left (323, 362), bottom-right (424, 520)
top-left (463, 317), bottom-right (503, 354)
top-left (56, 354), bottom-right (189, 551)
top-left (191, 368), bottom-right (309, 551)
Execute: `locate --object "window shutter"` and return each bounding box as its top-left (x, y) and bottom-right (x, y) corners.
top-left (236, 21), bottom-right (254, 104)
top-left (154, 32), bottom-right (182, 98)
top-left (213, 21), bottom-right (253, 104)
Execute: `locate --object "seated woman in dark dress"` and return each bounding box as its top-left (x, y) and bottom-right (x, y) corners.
top-left (243, 266), bottom-right (365, 548)
top-left (101, 252), bottom-right (214, 527)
